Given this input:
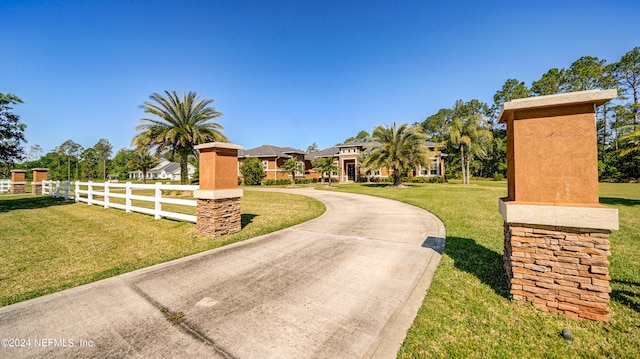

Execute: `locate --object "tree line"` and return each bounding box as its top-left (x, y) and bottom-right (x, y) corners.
top-left (421, 46), bottom-right (640, 182)
top-left (8, 91), bottom-right (227, 185)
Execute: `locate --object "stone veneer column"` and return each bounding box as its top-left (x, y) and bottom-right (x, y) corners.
top-left (194, 142), bottom-right (243, 237)
top-left (32, 168), bottom-right (49, 195)
top-left (10, 170), bottom-right (26, 194)
top-left (498, 89), bottom-right (619, 321)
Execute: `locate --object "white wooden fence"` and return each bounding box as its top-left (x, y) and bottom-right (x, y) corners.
top-left (42, 181), bottom-right (199, 223)
top-left (0, 179), bottom-right (10, 193)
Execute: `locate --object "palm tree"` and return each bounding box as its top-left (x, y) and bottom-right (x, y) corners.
top-left (363, 123), bottom-right (431, 187)
top-left (619, 125), bottom-right (640, 157)
top-left (127, 149), bottom-right (160, 184)
top-left (448, 114), bottom-right (493, 184)
top-left (133, 91), bottom-right (227, 184)
top-left (312, 156), bottom-right (338, 186)
top-left (281, 157), bottom-right (304, 185)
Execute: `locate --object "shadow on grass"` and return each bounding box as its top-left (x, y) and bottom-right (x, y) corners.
top-left (0, 196), bottom-right (73, 213)
top-left (445, 236), bottom-right (510, 298)
top-left (611, 279), bottom-right (640, 313)
top-left (241, 213), bottom-right (258, 229)
top-left (599, 197), bottom-right (640, 206)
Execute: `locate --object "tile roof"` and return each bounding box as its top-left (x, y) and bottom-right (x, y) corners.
top-left (239, 145), bottom-right (305, 158)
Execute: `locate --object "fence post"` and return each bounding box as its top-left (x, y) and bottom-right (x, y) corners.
top-left (88, 181), bottom-right (93, 205)
top-left (193, 142), bottom-right (244, 237)
top-left (154, 182), bottom-right (162, 220)
top-left (75, 181), bottom-right (80, 203)
top-left (125, 182), bottom-right (132, 213)
top-left (498, 89), bottom-right (618, 321)
top-left (104, 182), bottom-right (110, 209)
top-left (64, 181), bottom-right (69, 200)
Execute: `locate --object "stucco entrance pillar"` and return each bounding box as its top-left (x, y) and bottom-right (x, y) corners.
top-left (194, 142), bottom-right (243, 237)
top-left (32, 168), bottom-right (48, 195)
top-left (498, 89), bottom-right (618, 321)
top-left (10, 170), bottom-right (26, 194)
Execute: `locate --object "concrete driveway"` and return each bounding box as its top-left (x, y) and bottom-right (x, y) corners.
top-left (0, 188), bottom-right (445, 359)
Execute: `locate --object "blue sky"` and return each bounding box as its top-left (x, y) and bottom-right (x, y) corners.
top-left (2, 0), bottom-right (639, 157)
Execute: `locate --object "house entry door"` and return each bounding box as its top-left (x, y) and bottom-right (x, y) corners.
top-left (347, 164), bottom-right (356, 181)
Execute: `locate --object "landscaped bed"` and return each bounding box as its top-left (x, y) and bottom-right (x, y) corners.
top-left (331, 181), bottom-right (639, 358)
top-left (0, 190), bottom-right (325, 306)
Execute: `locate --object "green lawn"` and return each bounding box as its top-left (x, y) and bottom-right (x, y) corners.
top-left (0, 190), bottom-right (325, 306)
top-left (330, 181), bottom-right (639, 359)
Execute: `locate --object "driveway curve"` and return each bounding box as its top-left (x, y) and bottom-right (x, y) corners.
top-left (0, 188), bottom-right (445, 359)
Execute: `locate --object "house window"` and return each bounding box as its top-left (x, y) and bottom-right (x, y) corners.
top-left (421, 169), bottom-right (429, 176)
top-left (431, 168), bottom-right (438, 175)
top-left (373, 170), bottom-right (381, 176)
top-left (262, 160), bottom-right (269, 170)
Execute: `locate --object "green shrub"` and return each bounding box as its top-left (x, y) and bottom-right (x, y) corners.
top-left (294, 178), bottom-right (313, 184)
top-left (410, 176), bottom-right (445, 183)
top-left (262, 179), bottom-right (292, 186)
top-left (493, 173), bottom-right (505, 181)
top-left (240, 157), bottom-right (265, 186)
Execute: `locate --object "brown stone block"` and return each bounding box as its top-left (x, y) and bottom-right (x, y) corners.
top-left (512, 278), bottom-right (536, 287)
top-left (589, 266), bottom-right (609, 275)
top-left (522, 285), bottom-right (548, 295)
top-left (561, 245), bottom-right (582, 252)
top-left (535, 282), bottom-right (563, 291)
top-left (534, 237), bottom-right (551, 244)
top-left (579, 311), bottom-right (608, 321)
top-left (552, 267), bottom-right (579, 276)
top-left (530, 253), bottom-right (555, 261)
top-left (558, 303), bottom-right (580, 313)
top-left (566, 295), bottom-right (610, 308)
top-left (513, 257), bottom-right (535, 264)
top-left (579, 305), bottom-right (609, 315)
top-left (512, 294), bottom-right (524, 301)
top-left (579, 294), bottom-right (608, 303)
top-left (591, 278), bottom-right (610, 287)
top-left (582, 247), bottom-right (611, 256)
top-left (546, 301), bottom-right (559, 308)
top-left (512, 266), bottom-right (535, 275)
top-left (524, 263), bottom-right (547, 272)
top-left (563, 310), bottom-right (580, 319)
top-left (589, 237), bottom-right (610, 245)
top-left (589, 232), bottom-right (611, 238)
top-left (596, 292), bottom-right (610, 300)
top-left (556, 286), bottom-right (583, 296)
top-left (510, 289), bottom-right (530, 298)
top-left (535, 248), bottom-right (554, 256)
top-left (517, 247), bottom-right (536, 253)
top-left (557, 274), bottom-right (591, 284)
top-left (557, 256), bottom-right (580, 264)
top-left (554, 279), bottom-right (579, 287)
top-left (558, 251), bottom-right (591, 259)
top-left (583, 271), bottom-right (611, 281)
top-left (580, 257), bottom-right (609, 266)
top-left (559, 239), bottom-right (594, 248)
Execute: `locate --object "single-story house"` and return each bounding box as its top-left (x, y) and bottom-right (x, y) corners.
top-left (238, 141), bottom-right (446, 183)
top-left (128, 159), bottom-right (196, 181)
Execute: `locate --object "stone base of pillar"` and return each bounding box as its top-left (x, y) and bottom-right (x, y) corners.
top-left (11, 182), bottom-right (26, 194)
top-left (32, 183), bottom-right (43, 195)
top-left (196, 197), bottom-right (241, 237)
top-left (504, 223), bottom-right (611, 321)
